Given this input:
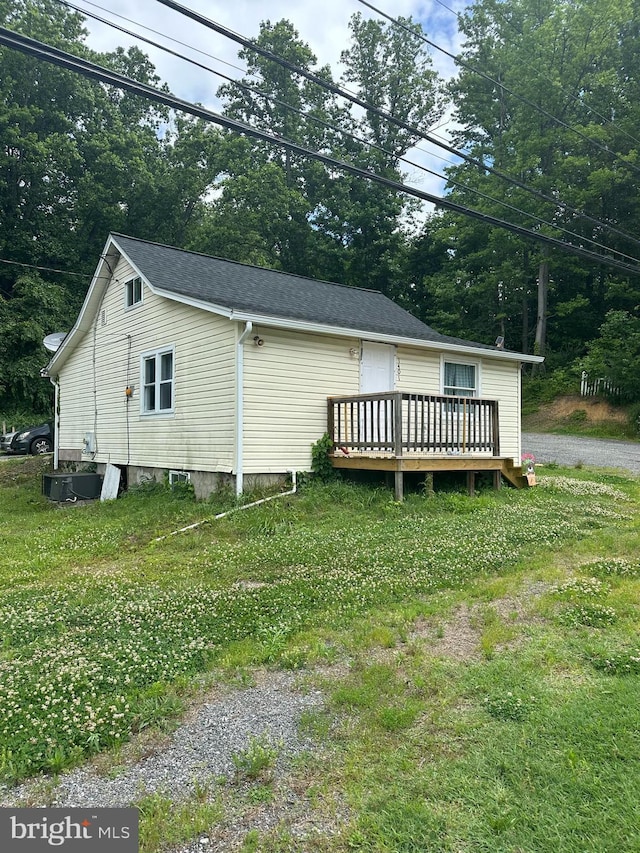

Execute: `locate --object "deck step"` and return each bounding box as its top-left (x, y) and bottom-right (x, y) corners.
top-left (501, 462), bottom-right (527, 489)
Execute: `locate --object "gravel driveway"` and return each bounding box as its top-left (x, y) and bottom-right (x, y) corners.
top-left (522, 432), bottom-right (640, 476)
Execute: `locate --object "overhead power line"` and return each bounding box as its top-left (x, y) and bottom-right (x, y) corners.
top-left (449, 0), bottom-right (640, 150)
top-left (0, 257), bottom-right (91, 277)
top-left (66, 0), bottom-right (249, 77)
top-left (358, 0), bottom-right (640, 177)
top-left (2, 25), bottom-right (640, 277)
top-left (55, 1), bottom-right (640, 260)
top-left (355, 1), bottom-right (640, 251)
top-left (154, 0), bottom-right (640, 255)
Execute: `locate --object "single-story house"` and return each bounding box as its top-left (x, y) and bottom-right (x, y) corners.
top-left (46, 233), bottom-right (543, 499)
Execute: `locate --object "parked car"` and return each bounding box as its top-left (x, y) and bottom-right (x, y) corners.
top-left (0, 430), bottom-right (18, 453)
top-left (1, 423), bottom-right (53, 455)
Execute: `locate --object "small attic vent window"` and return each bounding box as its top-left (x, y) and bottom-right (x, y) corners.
top-left (125, 276), bottom-right (142, 308)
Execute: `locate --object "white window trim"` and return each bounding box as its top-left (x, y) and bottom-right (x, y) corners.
top-left (169, 470), bottom-right (190, 487)
top-left (140, 345), bottom-right (175, 416)
top-left (440, 355), bottom-right (481, 397)
top-left (124, 276), bottom-right (143, 310)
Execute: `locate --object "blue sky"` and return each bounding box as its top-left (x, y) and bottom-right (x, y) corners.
top-left (71, 0), bottom-right (471, 212)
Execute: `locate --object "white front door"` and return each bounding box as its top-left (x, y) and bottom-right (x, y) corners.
top-left (359, 342), bottom-right (396, 448)
top-left (360, 341), bottom-right (396, 393)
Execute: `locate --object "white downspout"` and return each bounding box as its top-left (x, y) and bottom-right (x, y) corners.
top-left (235, 321), bottom-right (253, 497)
top-left (49, 376), bottom-right (60, 470)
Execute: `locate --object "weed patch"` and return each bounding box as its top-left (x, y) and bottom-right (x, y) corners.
top-left (589, 647), bottom-right (640, 675)
top-left (232, 733), bottom-right (281, 781)
top-left (137, 790), bottom-right (223, 852)
top-left (1, 458), bottom-right (640, 852)
top-left (558, 603), bottom-right (618, 628)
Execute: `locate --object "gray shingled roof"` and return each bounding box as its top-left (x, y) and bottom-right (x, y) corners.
top-left (111, 233), bottom-right (494, 350)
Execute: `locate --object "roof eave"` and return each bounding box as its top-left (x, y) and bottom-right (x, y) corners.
top-left (226, 309), bottom-right (544, 363)
top-left (47, 236), bottom-right (121, 374)
top-left (151, 288), bottom-right (543, 363)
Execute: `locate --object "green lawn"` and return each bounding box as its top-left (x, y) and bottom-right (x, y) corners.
top-left (1, 456), bottom-right (639, 852)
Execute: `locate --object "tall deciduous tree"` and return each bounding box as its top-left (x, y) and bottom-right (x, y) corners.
top-left (417, 0), bottom-right (640, 363)
top-left (340, 12), bottom-right (442, 163)
top-left (210, 13), bottom-right (443, 294)
top-left (209, 19), bottom-right (338, 274)
top-left (0, 0), bottom-right (225, 417)
top-left (0, 272), bottom-right (69, 415)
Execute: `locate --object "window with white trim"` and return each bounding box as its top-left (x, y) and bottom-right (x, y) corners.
top-left (443, 361), bottom-right (477, 397)
top-left (169, 470), bottom-right (190, 487)
top-left (125, 276), bottom-right (142, 308)
top-left (141, 348), bottom-right (174, 414)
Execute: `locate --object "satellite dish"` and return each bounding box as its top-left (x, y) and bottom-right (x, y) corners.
top-left (43, 332), bottom-right (67, 353)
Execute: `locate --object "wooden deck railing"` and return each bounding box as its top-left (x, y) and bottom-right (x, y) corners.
top-left (328, 392), bottom-right (500, 456)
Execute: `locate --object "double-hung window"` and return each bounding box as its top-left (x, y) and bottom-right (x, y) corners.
top-left (443, 361), bottom-right (478, 397)
top-left (141, 347), bottom-right (174, 414)
top-left (125, 276), bottom-right (143, 308)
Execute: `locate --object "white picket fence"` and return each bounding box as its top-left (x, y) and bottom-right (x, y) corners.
top-left (580, 370), bottom-right (620, 398)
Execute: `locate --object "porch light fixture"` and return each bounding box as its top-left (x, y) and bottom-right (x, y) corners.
top-left (253, 336), bottom-right (264, 347)
top-left (349, 347), bottom-right (359, 357)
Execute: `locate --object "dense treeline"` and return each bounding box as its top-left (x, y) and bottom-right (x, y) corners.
top-left (1, 0), bottom-right (639, 418)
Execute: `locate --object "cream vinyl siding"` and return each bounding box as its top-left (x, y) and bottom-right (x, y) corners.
top-left (480, 357), bottom-right (521, 460)
top-left (56, 329), bottom-right (95, 451)
top-left (396, 346), bottom-right (441, 391)
top-left (396, 346), bottom-right (521, 460)
top-left (57, 256), bottom-right (236, 471)
top-left (243, 329), bottom-right (359, 473)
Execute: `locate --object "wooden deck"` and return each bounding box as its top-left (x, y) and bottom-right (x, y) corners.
top-left (328, 392), bottom-right (525, 499)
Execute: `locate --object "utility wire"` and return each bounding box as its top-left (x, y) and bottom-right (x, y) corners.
top-left (54, 1), bottom-right (640, 259)
top-left (62, 0), bottom-right (640, 255)
top-left (457, 0), bottom-right (640, 150)
top-left (406, 0), bottom-right (640, 152)
top-left (0, 256), bottom-right (91, 277)
top-left (69, 0), bottom-right (249, 77)
top-left (155, 0), bottom-right (640, 254)
top-left (57, 1), bottom-right (452, 168)
top-left (2, 26), bottom-right (640, 277)
top-left (66, 0), bottom-right (471, 184)
top-left (358, 0), bottom-right (640, 177)
top-left (57, 4), bottom-right (445, 177)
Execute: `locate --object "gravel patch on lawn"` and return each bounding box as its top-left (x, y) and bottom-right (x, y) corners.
top-left (2, 671), bottom-right (324, 809)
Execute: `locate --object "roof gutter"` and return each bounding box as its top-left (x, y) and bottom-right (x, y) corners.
top-left (146, 287), bottom-right (543, 365)
top-left (227, 311), bottom-right (545, 364)
top-left (235, 320), bottom-right (253, 496)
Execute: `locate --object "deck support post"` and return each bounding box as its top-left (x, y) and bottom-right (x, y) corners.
top-left (467, 471), bottom-right (475, 497)
top-left (493, 470), bottom-right (501, 490)
top-left (423, 472), bottom-right (434, 496)
top-left (394, 469), bottom-right (404, 502)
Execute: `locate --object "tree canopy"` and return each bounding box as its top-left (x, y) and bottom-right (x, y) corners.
top-left (1, 0), bottom-right (639, 420)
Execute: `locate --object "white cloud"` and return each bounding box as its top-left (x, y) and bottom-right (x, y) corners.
top-left (71, 0), bottom-right (469, 215)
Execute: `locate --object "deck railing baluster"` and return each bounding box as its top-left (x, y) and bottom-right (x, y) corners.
top-left (445, 399), bottom-right (450, 451)
top-left (327, 392), bottom-right (498, 456)
top-left (422, 395), bottom-right (427, 451)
